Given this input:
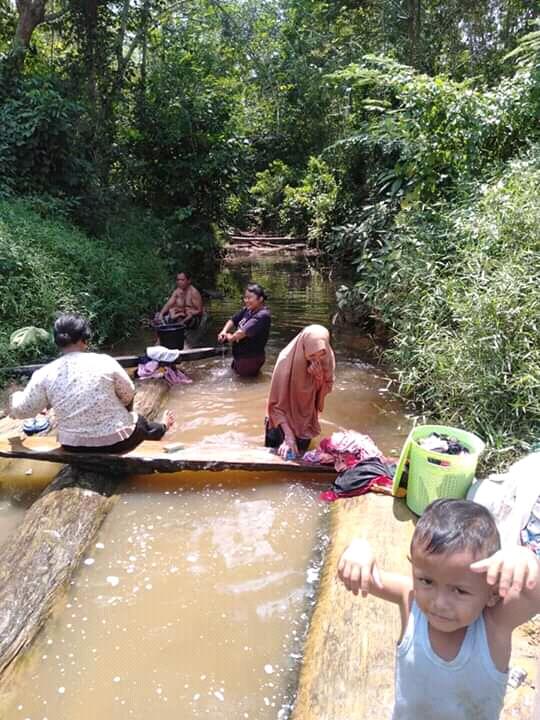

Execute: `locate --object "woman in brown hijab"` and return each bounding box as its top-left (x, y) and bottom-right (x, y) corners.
top-left (265, 324), bottom-right (335, 459)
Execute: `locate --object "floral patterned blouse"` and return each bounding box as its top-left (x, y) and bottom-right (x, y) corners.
top-left (10, 352), bottom-right (137, 447)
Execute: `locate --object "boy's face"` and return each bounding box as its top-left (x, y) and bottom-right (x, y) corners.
top-left (411, 545), bottom-right (498, 633)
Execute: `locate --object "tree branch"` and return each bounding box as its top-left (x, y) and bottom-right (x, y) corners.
top-left (43, 9), bottom-right (66, 23)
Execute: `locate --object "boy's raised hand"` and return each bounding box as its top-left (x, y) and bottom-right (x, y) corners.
top-left (470, 546), bottom-right (539, 599)
top-left (337, 538), bottom-right (383, 597)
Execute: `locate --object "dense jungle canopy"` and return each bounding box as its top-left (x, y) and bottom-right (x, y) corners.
top-left (0, 0), bottom-right (539, 460)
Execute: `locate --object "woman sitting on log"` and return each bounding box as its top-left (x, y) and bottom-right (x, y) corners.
top-left (217, 283), bottom-right (271, 377)
top-left (265, 324), bottom-right (335, 459)
top-left (9, 314), bottom-right (175, 454)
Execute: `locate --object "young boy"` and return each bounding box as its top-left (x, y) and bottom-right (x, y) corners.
top-left (337, 498), bottom-right (540, 720)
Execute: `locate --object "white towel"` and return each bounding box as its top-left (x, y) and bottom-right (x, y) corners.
top-left (146, 345), bottom-right (181, 363)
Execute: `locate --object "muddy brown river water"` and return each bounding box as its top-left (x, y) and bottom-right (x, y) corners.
top-left (0, 254), bottom-right (410, 720)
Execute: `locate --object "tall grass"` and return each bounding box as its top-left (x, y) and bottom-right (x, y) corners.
top-left (353, 151), bottom-right (540, 464)
top-left (0, 199), bottom-right (173, 370)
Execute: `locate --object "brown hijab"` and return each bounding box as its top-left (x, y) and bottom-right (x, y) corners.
top-left (267, 324), bottom-right (335, 439)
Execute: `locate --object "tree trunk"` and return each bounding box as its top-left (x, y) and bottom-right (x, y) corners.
top-left (0, 378), bottom-right (168, 692)
top-left (12, 0), bottom-right (48, 61)
top-left (407, 0), bottom-right (421, 68)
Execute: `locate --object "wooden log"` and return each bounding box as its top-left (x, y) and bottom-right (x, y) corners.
top-left (0, 437), bottom-right (337, 477)
top-left (0, 378), bottom-right (169, 689)
top-left (291, 494), bottom-right (414, 720)
top-left (2, 346), bottom-right (227, 377)
top-left (229, 235), bottom-right (306, 245)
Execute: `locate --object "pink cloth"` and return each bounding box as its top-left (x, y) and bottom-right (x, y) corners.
top-left (137, 360), bottom-right (160, 378)
top-left (320, 430), bottom-right (382, 457)
top-left (302, 449), bottom-right (335, 465)
top-left (164, 367), bottom-right (192, 386)
top-left (304, 430), bottom-right (383, 472)
top-left (137, 362), bottom-right (192, 386)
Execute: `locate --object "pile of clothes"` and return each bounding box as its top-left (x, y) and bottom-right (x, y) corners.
top-left (303, 430), bottom-right (397, 502)
top-left (418, 432), bottom-right (470, 455)
top-left (135, 346), bottom-right (192, 387)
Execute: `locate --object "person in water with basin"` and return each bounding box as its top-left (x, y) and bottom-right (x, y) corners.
top-left (9, 314), bottom-right (175, 453)
top-left (265, 324), bottom-right (335, 459)
top-left (217, 283), bottom-right (271, 377)
top-left (338, 498), bottom-right (540, 720)
top-left (156, 271), bottom-right (203, 329)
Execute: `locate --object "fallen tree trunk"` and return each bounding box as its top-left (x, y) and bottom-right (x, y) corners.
top-left (0, 378), bottom-right (169, 690)
top-left (0, 436), bottom-right (337, 476)
top-left (228, 234), bottom-right (307, 244)
top-left (4, 346), bottom-right (226, 377)
top-left (291, 494), bottom-right (414, 720)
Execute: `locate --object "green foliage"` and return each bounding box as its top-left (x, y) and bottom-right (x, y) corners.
top-left (248, 160), bottom-right (296, 230)
top-left (0, 74), bottom-right (87, 198)
top-left (345, 152), bottom-right (540, 461)
top-left (327, 55), bottom-right (539, 206)
top-left (280, 157), bottom-right (338, 241)
top-left (248, 157), bottom-right (337, 238)
top-left (0, 198), bottom-right (171, 367)
top-left (504, 19), bottom-right (540, 69)
top-left (121, 27), bottom-right (245, 221)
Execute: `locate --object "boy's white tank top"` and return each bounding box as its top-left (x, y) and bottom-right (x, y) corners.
top-left (393, 601), bottom-right (508, 720)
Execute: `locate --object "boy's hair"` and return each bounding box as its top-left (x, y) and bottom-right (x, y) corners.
top-left (54, 313), bottom-right (92, 348)
top-left (411, 499), bottom-right (500, 559)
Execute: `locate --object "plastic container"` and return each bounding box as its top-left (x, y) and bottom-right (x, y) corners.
top-left (156, 324), bottom-right (185, 350)
top-left (402, 424), bottom-right (485, 515)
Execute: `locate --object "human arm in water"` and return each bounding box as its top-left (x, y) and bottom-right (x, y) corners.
top-left (218, 319), bottom-right (235, 343)
top-left (276, 421), bottom-right (300, 460)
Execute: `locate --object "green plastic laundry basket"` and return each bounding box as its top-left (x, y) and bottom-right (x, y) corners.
top-left (405, 425), bottom-right (485, 515)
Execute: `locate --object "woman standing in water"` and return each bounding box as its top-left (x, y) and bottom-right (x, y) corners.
top-left (217, 283), bottom-right (271, 377)
top-left (265, 324), bottom-right (335, 459)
